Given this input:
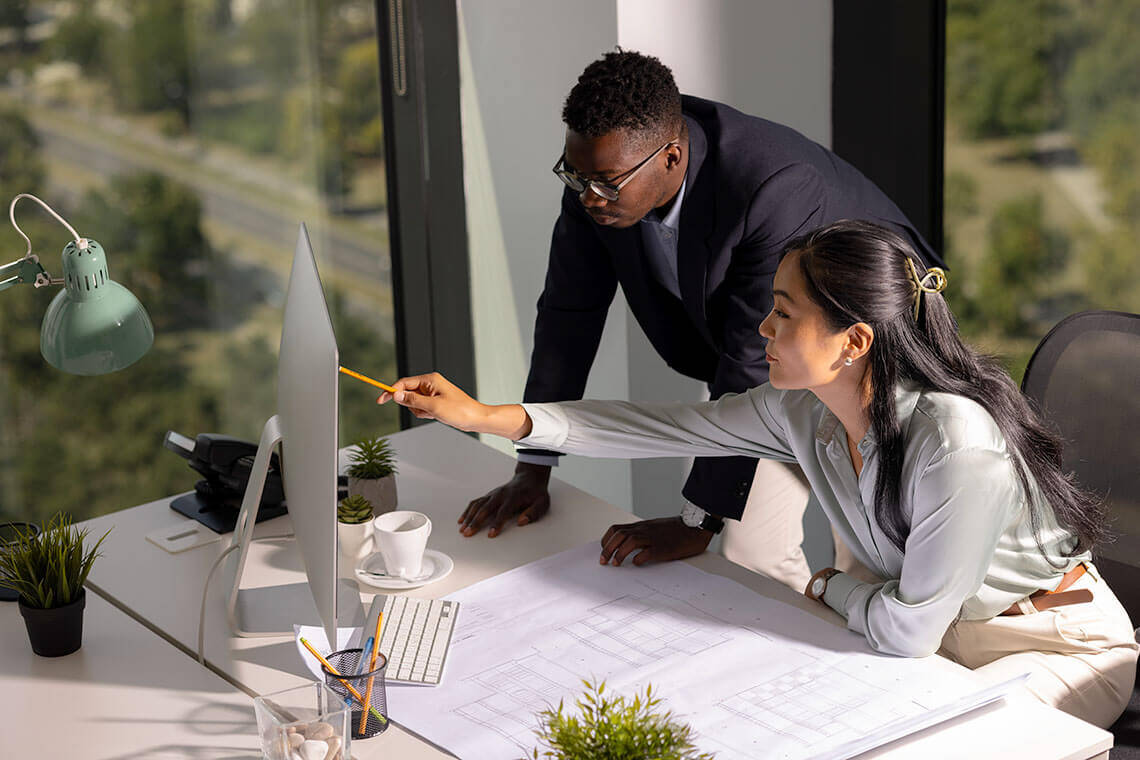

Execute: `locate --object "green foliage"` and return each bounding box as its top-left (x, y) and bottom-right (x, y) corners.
top-left (49, 0), bottom-right (109, 72)
top-left (241, 0), bottom-right (305, 89)
top-left (112, 0), bottom-right (193, 127)
top-left (0, 1), bottom-right (31, 50)
top-left (946, 0), bottom-right (1074, 138)
top-left (337, 40), bottom-right (385, 157)
top-left (974, 193), bottom-right (1069, 335)
top-left (347, 437), bottom-right (397, 479)
top-left (532, 680), bottom-right (714, 760)
top-left (0, 107), bottom-right (45, 199)
top-left (1082, 227), bottom-right (1140, 311)
top-left (73, 172), bottom-right (214, 332)
top-left (944, 170), bottom-right (979, 223)
top-left (337, 494), bottom-right (373, 524)
top-left (0, 513), bottom-right (109, 609)
top-left (1061, 0), bottom-right (1140, 141)
top-left (1082, 100), bottom-right (1140, 224)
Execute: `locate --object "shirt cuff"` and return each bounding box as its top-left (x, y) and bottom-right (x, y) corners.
top-left (821, 572), bottom-right (866, 619)
top-left (516, 451), bottom-right (560, 467)
top-left (515, 403), bottom-right (570, 451)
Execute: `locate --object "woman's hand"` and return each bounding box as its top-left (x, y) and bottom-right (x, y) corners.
top-left (377, 372), bottom-right (533, 440)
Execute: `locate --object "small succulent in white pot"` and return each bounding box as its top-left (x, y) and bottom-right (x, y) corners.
top-left (347, 437), bottom-right (397, 515)
top-left (337, 494), bottom-right (375, 563)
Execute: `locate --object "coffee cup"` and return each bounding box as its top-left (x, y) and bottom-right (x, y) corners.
top-left (372, 510), bottom-right (432, 580)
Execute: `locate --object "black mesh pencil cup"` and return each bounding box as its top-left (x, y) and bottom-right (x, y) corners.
top-left (321, 648), bottom-right (390, 739)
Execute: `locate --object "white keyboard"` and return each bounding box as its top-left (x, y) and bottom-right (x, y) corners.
top-left (373, 595), bottom-right (458, 685)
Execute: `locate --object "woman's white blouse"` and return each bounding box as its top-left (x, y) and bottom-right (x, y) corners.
top-left (517, 383), bottom-right (1087, 658)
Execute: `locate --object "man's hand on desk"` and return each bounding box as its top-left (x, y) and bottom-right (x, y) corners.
top-left (459, 461), bottom-right (552, 538)
top-left (600, 517), bottom-right (713, 567)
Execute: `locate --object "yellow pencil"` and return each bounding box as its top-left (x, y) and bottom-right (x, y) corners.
top-left (299, 637), bottom-right (387, 726)
top-left (359, 611), bottom-right (385, 734)
top-left (338, 366), bottom-right (397, 394)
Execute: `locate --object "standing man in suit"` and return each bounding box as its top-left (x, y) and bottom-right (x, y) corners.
top-left (457, 50), bottom-right (943, 587)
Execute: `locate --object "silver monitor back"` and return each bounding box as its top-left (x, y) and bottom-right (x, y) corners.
top-left (225, 224), bottom-right (362, 647)
top-left (278, 222), bottom-right (340, 643)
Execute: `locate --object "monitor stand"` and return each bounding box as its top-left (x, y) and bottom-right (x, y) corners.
top-left (224, 415), bottom-right (363, 643)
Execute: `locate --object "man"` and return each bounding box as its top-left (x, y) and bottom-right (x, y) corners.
top-left (457, 50), bottom-right (942, 584)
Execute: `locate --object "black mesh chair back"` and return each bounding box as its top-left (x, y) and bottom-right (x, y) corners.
top-left (1021, 310), bottom-right (1140, 621)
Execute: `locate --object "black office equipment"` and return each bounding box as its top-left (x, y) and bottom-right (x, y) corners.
top-left (164, 431), bottom-right (289, 534)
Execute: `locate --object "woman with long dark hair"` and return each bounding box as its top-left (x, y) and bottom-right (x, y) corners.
top-left (379, 220), bottom-right (1138, 727)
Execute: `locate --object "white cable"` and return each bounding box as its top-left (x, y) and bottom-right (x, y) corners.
top-left (9, 193), bottom-right (84, 257)
top-left (196, 532), bottom-right (296, 666)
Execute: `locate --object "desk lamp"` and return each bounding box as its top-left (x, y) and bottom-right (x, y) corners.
top-left (3, 194), bottom-right (153, 374)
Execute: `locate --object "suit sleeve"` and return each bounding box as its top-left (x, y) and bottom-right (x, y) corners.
top-left (683, 165), bottom-right (828, 519)
top-left (518, 190), bottom-right (618, 458)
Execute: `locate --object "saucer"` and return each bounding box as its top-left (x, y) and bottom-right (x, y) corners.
top-left (355, 549), bottom-right (454, 590)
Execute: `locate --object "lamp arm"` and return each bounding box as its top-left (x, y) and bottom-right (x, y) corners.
top-left (4, 193), bottom-right (82, 293)
top-left (0, 254), bottom-right (60, 293)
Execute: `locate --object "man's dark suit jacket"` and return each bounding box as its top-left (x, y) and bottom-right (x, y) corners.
top-left (522, 95), bottom-right (943, 520)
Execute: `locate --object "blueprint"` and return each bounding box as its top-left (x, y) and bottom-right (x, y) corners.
top-left (387, 543), bottom-right (988, 760)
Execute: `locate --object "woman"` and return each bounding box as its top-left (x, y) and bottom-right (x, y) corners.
top-left (379, 220), bottom-right (1137, 728)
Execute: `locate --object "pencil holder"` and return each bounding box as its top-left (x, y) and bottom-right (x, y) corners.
top-left (322, 648), bottom-right (389, 739)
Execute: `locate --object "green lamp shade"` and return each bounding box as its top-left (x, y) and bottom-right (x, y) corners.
top-left (39, 239), bottom-right (154, 375)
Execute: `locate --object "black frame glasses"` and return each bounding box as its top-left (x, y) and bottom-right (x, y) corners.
top-left (552, 140), bottom-right (676, 202)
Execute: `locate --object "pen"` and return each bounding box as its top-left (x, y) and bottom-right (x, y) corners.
top-left (359, 612), bottom-right (385, 734)
top-left (355, 636), bottom-right (374, 675)
top-left (299, 637), bottom-right (387, 726)
top-left (338, 366), bottom-right (397, 394)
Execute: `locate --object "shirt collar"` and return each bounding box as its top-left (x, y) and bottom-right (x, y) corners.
top-left (813, 382), bottom-right (924, 447)
top-left (660, 178), bottom-right (685, 230)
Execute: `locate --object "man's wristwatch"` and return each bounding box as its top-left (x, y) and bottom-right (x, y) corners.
top-left (805, 567), bottom-right (841, 601)
top-left (680, 503), bottom-right (725, 535)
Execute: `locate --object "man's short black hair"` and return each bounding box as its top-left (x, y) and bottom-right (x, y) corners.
top-left (562, 50), bottom-right (682, 146)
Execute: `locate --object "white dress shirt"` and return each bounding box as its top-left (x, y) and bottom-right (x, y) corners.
top-left (516, 180), bottom-right (687, 468)
top-left (517, 382), bottom-right (1088, 657)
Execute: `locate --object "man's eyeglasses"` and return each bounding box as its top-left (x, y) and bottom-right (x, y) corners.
top-left (552, 140), bottom-right (676, 202)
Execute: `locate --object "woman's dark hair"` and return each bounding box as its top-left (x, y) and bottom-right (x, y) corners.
top-left (562, 50), bottom-right (682, 147)
top-left (787, 219), bottom-right (1104, 559)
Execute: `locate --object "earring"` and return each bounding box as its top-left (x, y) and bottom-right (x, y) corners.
top-left (843, 356), bottom-right (853, 367)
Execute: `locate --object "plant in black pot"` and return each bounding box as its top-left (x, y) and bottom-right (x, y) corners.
top-left (0, 514), bottom-right (110, 657)
top-left (347, 437), bottom-right (398, 515)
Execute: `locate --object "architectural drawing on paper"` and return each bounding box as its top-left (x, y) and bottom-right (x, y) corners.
top-left (560, 593), bottom-right (733, 666)
top-left (454, 654), bottom-right (578, 752)
top-left (714, 659), bottom-right (918, 751)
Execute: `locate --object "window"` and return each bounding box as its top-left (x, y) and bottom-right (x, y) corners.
top-left (0, 0), bottom-right (397, 524)
top-left (944, 0), bottom-right (1140, 375)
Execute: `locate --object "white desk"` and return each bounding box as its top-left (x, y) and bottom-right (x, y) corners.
top-left (76, 424), bottom-right (1111, 759)
top-left (0, 588), bottom-right (260, 759)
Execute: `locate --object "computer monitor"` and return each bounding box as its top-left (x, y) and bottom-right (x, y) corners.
top-left (223, 223), bottom-right (363, 646)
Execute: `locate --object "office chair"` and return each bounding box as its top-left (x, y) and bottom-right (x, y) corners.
top-left (1021, 309), bottom-right (1140, 749)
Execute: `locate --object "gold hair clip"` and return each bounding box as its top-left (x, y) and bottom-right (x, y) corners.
top-left (904, 257), bottom-right (947, 321)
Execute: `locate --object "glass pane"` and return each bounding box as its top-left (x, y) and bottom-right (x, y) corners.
top-left (0, 0), bottom-right (396, 524)
top-left (944, 0), bottom-right (1140, 378)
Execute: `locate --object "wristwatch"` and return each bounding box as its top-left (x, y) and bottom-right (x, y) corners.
top-left (805, 568), bottom-right (841, 601)
top-left (680, 503), bottom-right (725, 535)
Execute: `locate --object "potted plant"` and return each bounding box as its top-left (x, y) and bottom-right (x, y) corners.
top-left (337, 494), bottom-right (375, 564)
top-left (532, 679), bottom-right (714, 760)
top-left (347, 436), bottom-right (398, 515)
top-left (0, 514), bottom-right (110, 657)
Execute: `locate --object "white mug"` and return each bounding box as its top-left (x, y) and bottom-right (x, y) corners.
top-left (372, 510), bottom-right (432, 580)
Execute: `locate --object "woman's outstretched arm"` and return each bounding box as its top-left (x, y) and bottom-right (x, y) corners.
top-left (378, 373), bottom-right (534, 438)
top-left (378, 372), bottom-right (799, 463)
